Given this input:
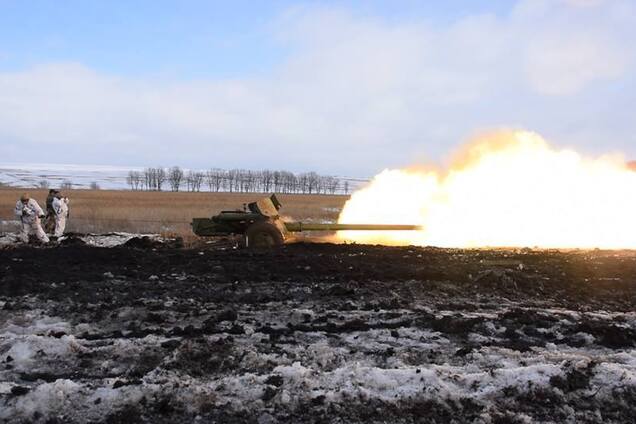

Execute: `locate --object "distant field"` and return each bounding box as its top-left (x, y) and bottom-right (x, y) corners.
top-left (0, 189), bottom-right (349, 238)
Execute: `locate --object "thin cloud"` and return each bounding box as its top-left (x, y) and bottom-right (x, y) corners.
top-left (0, 0), bottom-right (634, 174)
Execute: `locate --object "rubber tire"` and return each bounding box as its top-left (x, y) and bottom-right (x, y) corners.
top-left (244, 222), bottom-right (284, 248)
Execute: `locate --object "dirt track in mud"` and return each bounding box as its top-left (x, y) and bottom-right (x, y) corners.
top-left (1, 240), bottom-right (636, 423)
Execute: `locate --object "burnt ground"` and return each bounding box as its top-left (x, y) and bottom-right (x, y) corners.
top-left (1, 240), bottom-right (636, 423)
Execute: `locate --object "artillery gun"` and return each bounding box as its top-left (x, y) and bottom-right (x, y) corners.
top-left (191, 194), bottom-right (420, 247)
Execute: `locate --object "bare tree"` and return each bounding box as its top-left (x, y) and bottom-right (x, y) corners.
top-left (297, 172), bottom-right (321, 194)
top-left (280, 171), bottom-right (297, 193)
top-left (308, 172), bottom-right (320, 194)
top-left (168, 167), bottom-right (184, 192)
top-left (127, 170), bottom-right (143, 191)
top-left (143, 168), bottom-right (154, 191)
top-left (227, 169), bottom-right (240, 193)
top-left (38, 180), bottom-right (49, 189)
top-left (273, 171), bottom-right (282, 192)
top-left (260, 170), bottom-right (273, 192)
top-left (126, 171), bottom-right (134, 190)
top-left (139, 164), bottom-right (349, 195)
top-left (155, 167), bottom-right (167, 191)
top-left (126, 171), bottom-right (135, 190)
top-left (242, 170), bottom-right (257, 193)
top-left (194, 171), bottom-right (205, 192)
top-left (139, 167), bottom-right (166, 191)
top-left (61, 180), bottom-right (73, 190)
top-left (186, 171), bottom-right (204, 192)
top-left (236, 169), bottom-right (246, 192)
top-left (205, 170), bottom-right (214, 192)
top-left (90, 181), bottom-right (100, 190)
top-left (325, 176), bottom-right (340, 194)
top-left (297, 173), bottom-right (307, 193)
top-left (206, 169), bottom-right (225, 192)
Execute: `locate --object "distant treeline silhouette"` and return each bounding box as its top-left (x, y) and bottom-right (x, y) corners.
top-left (126, 167), bottom-right (350, 195)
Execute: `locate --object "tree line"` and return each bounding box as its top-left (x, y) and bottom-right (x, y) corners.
top-left (126, 167), bottom-right (351, 194)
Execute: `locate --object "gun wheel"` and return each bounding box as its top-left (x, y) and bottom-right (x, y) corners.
top-left (244, 222), bottom-right (284, 248)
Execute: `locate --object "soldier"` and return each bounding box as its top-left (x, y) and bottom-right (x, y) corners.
top-left (45, 189), bottom-right (57, 234)
top-left (52, 192), bottom-right (70, 237)
top-left (14, 193), bottom-right (49, 243)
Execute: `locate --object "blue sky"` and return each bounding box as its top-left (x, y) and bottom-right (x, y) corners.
top-left (0, 0), bottom-right (634, 176)
top-left (1, 0), bottom-right (287, 77)
top-left (0, 0), bottom-right (511, 77)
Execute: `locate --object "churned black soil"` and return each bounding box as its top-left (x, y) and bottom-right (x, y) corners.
top-left (2, 241), bottom-right (635, 310)
top-left (1, 240), bottom-right (636, 423)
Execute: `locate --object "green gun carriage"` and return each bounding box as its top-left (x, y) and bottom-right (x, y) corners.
top-left (192, 194), bottom-right (420, 247)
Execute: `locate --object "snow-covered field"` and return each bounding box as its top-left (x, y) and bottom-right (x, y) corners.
top-left (0, 163), bottom-right (368, 192)
top-left (1, 242), bottom-right (635, 422)
top-left (0, 163), bottom-right (135, 190)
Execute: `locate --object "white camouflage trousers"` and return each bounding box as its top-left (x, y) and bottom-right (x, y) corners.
top-left (54, 215), bottom-right (67, 237)
top-left (19, 220), bottom-right (50, 243)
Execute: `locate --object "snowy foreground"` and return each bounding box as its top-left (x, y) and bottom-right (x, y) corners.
top-left (0, 232), bottom-right (167, 248)
top-left (0, 241), bottom-right (635, 423)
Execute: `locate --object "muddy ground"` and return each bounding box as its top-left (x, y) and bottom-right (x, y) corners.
top-left (1, 239), bottom-right (636, 423)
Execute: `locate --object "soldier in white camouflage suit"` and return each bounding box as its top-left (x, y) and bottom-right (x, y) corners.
top-left (14, 193), bottom-right (49, 243)
top-left (52, 192), bottom-right (70, 237)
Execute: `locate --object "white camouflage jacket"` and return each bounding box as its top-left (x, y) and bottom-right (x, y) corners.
top-left (14, 199), bottom-right (45, 223)
top-left (52, 197), bottom-right (69, 217)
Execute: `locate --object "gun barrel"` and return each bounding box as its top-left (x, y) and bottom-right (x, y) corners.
top-left (284, 222), bottom-right (421, 232)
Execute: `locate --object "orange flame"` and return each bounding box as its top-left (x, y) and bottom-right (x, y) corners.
top-left (338, 130), bottom-right (636, 249)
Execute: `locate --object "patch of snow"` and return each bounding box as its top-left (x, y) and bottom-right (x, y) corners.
top-left (1, 379), bottom-right (82, 421)
top-left (1, 232), bottom-right (167, 248)
top-left (0, 220), bottom-right (20, 226)
top-left (79, 232), bottom-right (159, 248)
top-left (0, 314), bottom-right (71, 337)
top-left (2, 335), bottom-right (85, 372)
top-left (289, 309), bottom-right (315, 325)
top-left (0, 233), bottom-right (20, 246)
